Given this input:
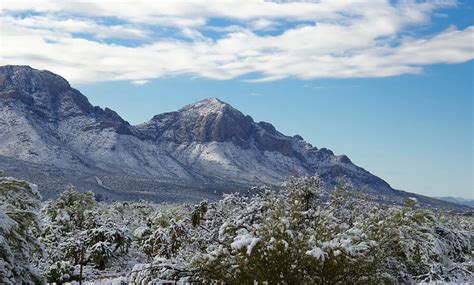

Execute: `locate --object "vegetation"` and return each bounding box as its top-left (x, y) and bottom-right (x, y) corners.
top-left (0, 176), bottom-right (472, 284)
top-left (0, 178), bottom-right (44, 284)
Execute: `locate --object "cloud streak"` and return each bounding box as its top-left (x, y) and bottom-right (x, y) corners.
top-left (1, 0), bottom-right (472, 84)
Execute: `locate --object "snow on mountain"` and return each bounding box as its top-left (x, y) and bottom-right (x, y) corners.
top-left (0, 65), bottom-right (468, 210)
top-left (137, 96), bottom-right (394, 194)
top-left (436, 197), bottom-right (474, 208)
top-left (0, 65), bottom-right (192, 178)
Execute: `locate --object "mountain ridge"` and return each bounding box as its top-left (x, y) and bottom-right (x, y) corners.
top-left (0, 65), bottom-right (468, 210)
top-left (436, 197), bottom-right (474, 208)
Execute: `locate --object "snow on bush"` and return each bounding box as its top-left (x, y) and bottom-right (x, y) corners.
top-left (0, 178), bottom-right (44, 284)
top-left (1, 176), bottom-right (472, 284)
top-left (124, 176), bottom-right (473, 284)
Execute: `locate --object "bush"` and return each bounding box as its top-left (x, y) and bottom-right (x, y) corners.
top-left (130, 176), bottom-right (473, 284)
top-left (44, 261), bottom-right (75, 285)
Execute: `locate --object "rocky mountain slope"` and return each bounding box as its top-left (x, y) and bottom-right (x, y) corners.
top-left (0, 65), bottom-right (467, 210)
top-left (436, 197), bottom-right (474, 208)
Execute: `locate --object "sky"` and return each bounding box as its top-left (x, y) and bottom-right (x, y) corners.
top-left (1, 0), bottom-right (473, 198)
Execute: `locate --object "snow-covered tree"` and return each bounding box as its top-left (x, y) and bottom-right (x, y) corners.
top-left (44, 261), bottom-right (75, 285)
top-left (89, 241), bottom-right (113, 270)
top-left (128, 176), bottom-right (473, 284)
top-left (27, 176), bottom-right (472, 283)
top-left (0, 178), bottom-right (45, 284)
top-left (44, 186), bottom-right (96, 231)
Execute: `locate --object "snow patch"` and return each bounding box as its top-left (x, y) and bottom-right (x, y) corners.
top-left (231, 229), bottom-right (260, 256)
top-left (306, 247), bottom-right (326, 261)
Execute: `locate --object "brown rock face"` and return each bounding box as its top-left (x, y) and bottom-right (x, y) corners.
top-left (0, 65), bottom-right (133, 134)
top-left (140, 98), bottom-right (255, 148)
top-left (139, 98), bottom-right (305, 159)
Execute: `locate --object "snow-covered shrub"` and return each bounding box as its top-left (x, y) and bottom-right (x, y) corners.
top-left (84, 225), bottom-right (132, 269)
top-left (186, 176), bottom-right (388, 283)
top-left (129, 176), bottom-right (473, 284)
top-left (0, 178), bottom-right (45, 284)
top-left (9, 175), bottom-right (468, 284)
top-left (366, 201), bottom-right (473, 283)
top-left (89, 241), bottom-right (113, 270)
top-left (38, 187), bottom-right (135, 278)
top-left (60, 236), bottom-right (84, 266)
top-left (44, 261), bottom-right (75, 284)
top-left (140, 220), bottom-right (187, 260)
top-left (44, 186), bottom-right (96, 231)
top-left (106, 226), bottom-right (132, 254)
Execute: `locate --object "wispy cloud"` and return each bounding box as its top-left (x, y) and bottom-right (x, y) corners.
top-left (303, 84), bottom-right (360, 90)
top-left (250, 19), bottom-right (279, 31)
top-left (1, 0), bottom-right (472, 84)
top-left (6, 15), bottom-right (149, 40)
top-left (131, 79), bottom-right (150, 86)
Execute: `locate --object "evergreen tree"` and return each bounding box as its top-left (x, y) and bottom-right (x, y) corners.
top-left (0, 178), bottom-right (45, 284)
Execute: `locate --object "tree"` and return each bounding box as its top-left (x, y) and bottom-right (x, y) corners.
top-left (89, 241), bottom-right (112, 270)
top-left (45, 186), bottom-right (96, 231)
top-left (0, 178), bottom-right (45, 284)
top-left (130, 175), bottom-right (473, 284)
top-left (44, 261), bottom-right (74, 285)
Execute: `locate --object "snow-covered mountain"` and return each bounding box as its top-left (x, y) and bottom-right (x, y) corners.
top-left (436, 197), bottom-right (474, 208)
top-left (0, 65), bottom-right (467, 209)
top-left (136, 97), bottom-right (393, 192)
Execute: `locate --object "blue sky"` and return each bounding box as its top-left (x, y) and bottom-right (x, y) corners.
top-left (1, 0), bottom-right (473, 198)
top-left (79, 60), bottom-right (473, 199)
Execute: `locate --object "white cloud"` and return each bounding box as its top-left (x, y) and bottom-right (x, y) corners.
top-left (131, 80), bottom-right (150, 86)
top-left (205, 25), bottom-right (244, 33)
top-left (3, 15), bottom-right (149, 40)
top-left (1, 0), bottom-right (472, 84)
top-left (250, 19), bottom-right (278, 31)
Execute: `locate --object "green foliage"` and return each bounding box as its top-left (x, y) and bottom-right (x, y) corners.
top-left (45, 186), bottom-right (96, 230)
top-left (286, 176), bottom-right (320, 211)
top-left (141, 220), bottom-right (187, 259)
top-left (18, 176), bottom-right (471, 284)
top-left (131, 176), bottom-right (472, 284)
top-left (44, 261), bottom-right (75, 285)
top-left (0, 180), bottom-right (41, 212)
top-left (194, 178), bottom-right (386, 284)
top-left (89, 241), bottom-right (112, 270)
top-left (191, 201), bottom-right (208, 227)
top-left (404, 197), bottom-right (418, 208)
top-left (0, 178), bottom-right (45, 285)
top-left (85, 226), bottom-right (131, 254)
top-left (61, 238), bottom-right (83, 265)
top-left (39, 186), bottom-right (134, 276)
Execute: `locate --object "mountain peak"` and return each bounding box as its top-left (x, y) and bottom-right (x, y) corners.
top-left (0, 65), bottom-right (70, 95)
top-left (0, 66), bottom-right (465, 210)
top-left (179, 97), bottom-right (231, 115)
top-left (0, 65), bottom-right (132, 135)
top-left (202, 97), bottom-right (227, 105)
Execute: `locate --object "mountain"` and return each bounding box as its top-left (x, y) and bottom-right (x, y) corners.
top-left (0, 65), bottom-right (468, 210)
top-left (436, 197), bottom-right (474, 208)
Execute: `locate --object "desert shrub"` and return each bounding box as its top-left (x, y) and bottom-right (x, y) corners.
top-left (129, 176), bottom-right (473, 284)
